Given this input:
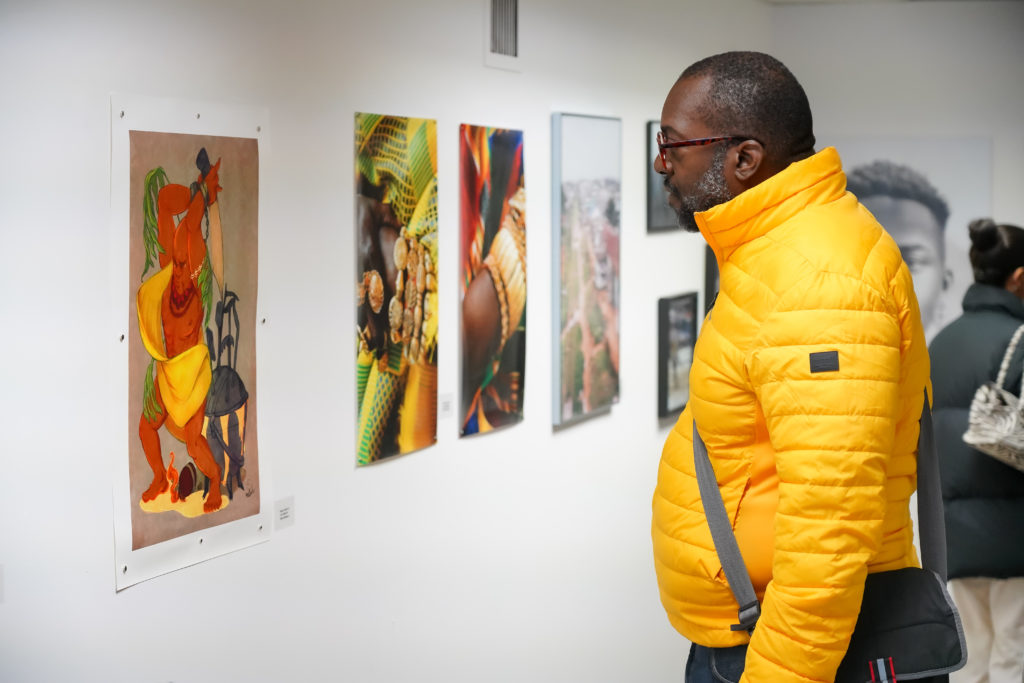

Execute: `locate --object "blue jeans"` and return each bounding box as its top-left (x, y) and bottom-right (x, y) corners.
top-left (685, 643), bottom-right (748, 683)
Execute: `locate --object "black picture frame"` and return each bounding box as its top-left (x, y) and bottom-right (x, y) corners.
top-left (658, 292), bottom-right (698, 418)
top-left (646, 121), bottom-right (678, 232)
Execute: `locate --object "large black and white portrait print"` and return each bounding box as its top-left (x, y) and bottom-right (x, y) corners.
top-left (828, 136), bottom-right (992, 341)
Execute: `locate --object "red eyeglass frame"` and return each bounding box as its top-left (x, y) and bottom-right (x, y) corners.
top-left (656, 131), bottom-right (752, 169)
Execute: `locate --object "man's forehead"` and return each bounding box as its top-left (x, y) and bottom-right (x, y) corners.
top-left (661, 75), bottom-right (712, 133)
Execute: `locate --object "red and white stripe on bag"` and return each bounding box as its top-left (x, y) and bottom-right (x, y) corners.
top-left (868, 657), bottom-right (897, 683)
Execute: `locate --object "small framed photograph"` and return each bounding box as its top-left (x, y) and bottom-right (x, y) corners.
top-left (658, 292), bottom-right (698, 418)
top-left (646, 120), bottom-right (677, 232)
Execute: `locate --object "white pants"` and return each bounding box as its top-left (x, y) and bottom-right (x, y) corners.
top-left (949, 577), bottom-right (1024, 683)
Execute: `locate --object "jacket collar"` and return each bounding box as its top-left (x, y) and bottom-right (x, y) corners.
top-left (696, 147), bottom-right (847, 269)
top-left (962, 282), bottom-right (1024, 321)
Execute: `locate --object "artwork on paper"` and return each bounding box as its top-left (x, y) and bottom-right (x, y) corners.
top-left (551, 113), bottom-right (621, 427)
top-left (355, 113), bottom-right (438, 464)
top-left (647, 120), bottom-right (677, 232)
top-left (128, 130), bottom-right (260, 550)
top-left (459, 124), bottom-right (526, 436)
top-left (827, 136), bottom-right (992, 341)
top-left (658, 293), bottom-right (697, 418)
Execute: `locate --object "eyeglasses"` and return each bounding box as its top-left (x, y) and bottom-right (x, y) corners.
top-left (656, 131), bottom-right (749, 169)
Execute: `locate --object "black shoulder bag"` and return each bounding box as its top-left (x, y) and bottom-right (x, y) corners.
top-left (693, 395), bottom-right (966, 682)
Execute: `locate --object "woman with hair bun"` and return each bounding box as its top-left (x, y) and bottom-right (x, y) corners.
top-left (930, 218), bottom-right (1024, 683)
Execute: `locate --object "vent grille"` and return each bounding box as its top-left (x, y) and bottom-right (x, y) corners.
top-left (490, 0), bottom-right (518, 57)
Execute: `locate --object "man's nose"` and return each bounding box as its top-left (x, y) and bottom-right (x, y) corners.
top-left (654, 152), bottom-right (668, 175)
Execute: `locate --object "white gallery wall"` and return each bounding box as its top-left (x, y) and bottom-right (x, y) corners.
top-left (0, 1), bottom-right (1021, 682)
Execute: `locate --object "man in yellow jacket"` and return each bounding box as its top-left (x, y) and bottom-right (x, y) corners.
top-left (651, 52), bottom-right (930, 682)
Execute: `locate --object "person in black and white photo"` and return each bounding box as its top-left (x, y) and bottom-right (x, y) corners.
top-left (847, 160), bottom-right (951, 339)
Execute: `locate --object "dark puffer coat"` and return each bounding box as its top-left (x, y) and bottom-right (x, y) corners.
top-left (930, 282), bottom-right (1024, 578)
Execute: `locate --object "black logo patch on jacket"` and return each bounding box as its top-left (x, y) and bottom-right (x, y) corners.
top-left (809, 351), bottom-right (840, 373)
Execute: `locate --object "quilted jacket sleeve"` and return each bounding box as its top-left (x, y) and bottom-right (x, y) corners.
top-left (741, 273), bottom-right (902, 683)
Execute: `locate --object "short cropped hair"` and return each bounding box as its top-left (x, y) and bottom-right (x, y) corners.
top-left (680, 51), bottom-right (815, 163)
top-left (846, 160), bottom-right (950, 230)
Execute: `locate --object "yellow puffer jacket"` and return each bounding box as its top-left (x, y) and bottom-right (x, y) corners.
top-left (652, 147), bottom-right (930, 682)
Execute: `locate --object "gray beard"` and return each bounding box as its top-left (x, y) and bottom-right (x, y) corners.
top-left (668, 145), bottom-right (733, 233)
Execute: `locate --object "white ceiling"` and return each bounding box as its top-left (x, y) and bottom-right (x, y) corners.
top-left (761, 0), bottom-right (1008, 4)
top-left (761, 0), bottom-right (903, 4)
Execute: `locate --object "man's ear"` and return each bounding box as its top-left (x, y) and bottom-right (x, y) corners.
top-left (731, 140), bottom-right (766, 184)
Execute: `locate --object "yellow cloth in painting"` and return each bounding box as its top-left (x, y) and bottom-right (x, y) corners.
top-left (137, 264), bottom-right (211, 429)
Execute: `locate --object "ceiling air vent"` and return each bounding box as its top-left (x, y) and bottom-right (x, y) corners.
top-left (485, 0), bottom-right (520, 71)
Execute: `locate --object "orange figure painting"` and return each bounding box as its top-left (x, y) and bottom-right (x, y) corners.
top-left (128, 131), bottom-right (260, 550)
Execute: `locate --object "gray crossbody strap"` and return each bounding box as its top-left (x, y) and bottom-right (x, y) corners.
top-left (915, 393), bottom-right (947, 580)
top-left (693, 390), bottom-right (945, 633)
top-left (692, 422), bottom-right (762, 633)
